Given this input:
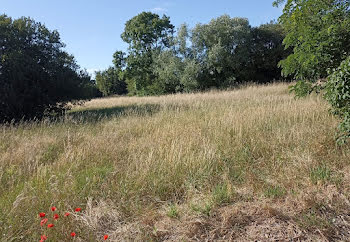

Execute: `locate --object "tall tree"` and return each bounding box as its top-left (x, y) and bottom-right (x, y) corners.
top-left (245, 22), bottom-right (291, 83)
top-left (0, 15), bottom-right (93, 122)
top-left (121, 12), bottom-right (174, 95)
top-left (191, 15), bottom-right (251, 88)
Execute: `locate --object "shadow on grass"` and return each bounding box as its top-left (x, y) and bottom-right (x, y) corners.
top-left (66, 104), bottom-right (162, 123)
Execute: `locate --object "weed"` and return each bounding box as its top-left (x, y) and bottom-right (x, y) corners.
top-left (167, 204), bottom-right (179, 218)
top-left (264, 185), bottom-right (286, 199)
top-left (310, 165), bottom-right (331, 184)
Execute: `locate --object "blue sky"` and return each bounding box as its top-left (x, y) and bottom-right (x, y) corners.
top-left (1, 0), bottom-right (283, 76)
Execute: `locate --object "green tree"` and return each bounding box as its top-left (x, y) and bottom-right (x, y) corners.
top-left (0, 15), bottom-right (93, 122)
top-left (153, 50), bottom-right (183, 94)
top-left (274, 0), bottom-right (350, 82)
top-left (121, 12), bottom-right (174, 51)
top-left (176, 23), bottom-right (191, 58)
top-left (325, 57), bottom-right (350, 143)
top-left (95, 50), bottom-right (127, 96)
top-left (152, 23), bottom-right (201, 94)
top-left (121, 12), bottom-right (174, 95)
top-left (246, 22), bottom-right (291, 83)
top-left (191, 15), bottom-right (251, 88)
top-left (180, 59), bottom-right (201, 92)
top-left (95, 67), bottom-right (127, 96)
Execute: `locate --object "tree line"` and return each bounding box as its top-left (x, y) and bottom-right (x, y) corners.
top-left (0, 14), bottom-right (100, 122)
top-left (96, 13), bottom-right (291, 96)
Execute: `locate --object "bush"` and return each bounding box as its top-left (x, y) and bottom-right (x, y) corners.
top-left (95, 67), bottom-right (127, 96)
top-left (325, 57), bottom-right (350, 143)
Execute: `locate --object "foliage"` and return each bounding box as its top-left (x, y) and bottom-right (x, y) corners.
top-left (274, 0), bottom-right (350, 81)
top-left (121, 12), bottom-right (174, 95)
top-left (288, 80), bottom-right (313, 97)
top-left (115, 13), bottom-right (289, 96)
top-left (275, 0), bottom-right (350, 141)
top-left (246, 22), bottom-right (292, 83)
top-left (191, 15), bottom-right (251, 88)
top-left (325, 57), bottom-right (350, 143)
top-left (121, 12), bottom-right (174, 51)
top-left (152, 50), bottom-right (183, 94)
top-left (95, 50), bottom-right (127, 96)
top-left (175, 23), bottom-right (191, 58)
top-left (180, 59), bottom-right (201, 92)
top-left (0, 15), bottom-right (94, 122)
top-left (95, 67), bottom-right (127, 96)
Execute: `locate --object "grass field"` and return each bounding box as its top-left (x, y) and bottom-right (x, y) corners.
top-left (1, 83), bottom-right (349, 241)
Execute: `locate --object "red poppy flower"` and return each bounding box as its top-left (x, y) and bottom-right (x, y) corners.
top-left (104, 235), bottom-right (109, 240)
top-left (41, 235), bottom-right (47, 240)
top-left (64, 212), bottom-right (70, 217)
top-left (40, 218), bottom-right (48, 227)
top-left (51, 206), bottom-right (56, 212)
top-left (47, 223), bottom-right (54, 228)
top-left (70, 232), bottom-right (76, 237)
top-left (75, 208), bottom-right (81, 212)
top-left (39, 212), bottom-right (46, 218)
top-left (53, 214), bottom-right (59, 220)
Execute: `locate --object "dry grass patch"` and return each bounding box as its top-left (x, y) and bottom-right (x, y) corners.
top-left (0, 83), bottom-right (349, 241)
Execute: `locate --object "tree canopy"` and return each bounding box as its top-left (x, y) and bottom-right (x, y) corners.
top-left (96, 12), bottom-right (289, 96)
top-left (274, 0), bottom-right (350, 81)
top-left (0, 14), bottom-right (95, 122)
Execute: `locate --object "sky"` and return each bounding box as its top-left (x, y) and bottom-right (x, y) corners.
top-left (1, 0), bottom-right (283, 76)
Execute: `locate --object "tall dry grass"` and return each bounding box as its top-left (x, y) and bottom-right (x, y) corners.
top-left (0, 83), bottom-right (349, 241)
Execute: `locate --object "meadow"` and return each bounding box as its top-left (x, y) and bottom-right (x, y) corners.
top-left (0, 83), bottom-right (349, 241)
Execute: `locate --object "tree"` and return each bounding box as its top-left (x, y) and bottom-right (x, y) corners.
top-left (95, 50), bottom-right (127, 97)
top-left (325, 57), bottom-right (350, 143)
top-left (112, 13), bottom-right (292, 95)
top-left (180, 59), bottom-right (201, 92)
top-left (152, 50), bottom-right (183, 94)
top-left (0, 15), bottom-right (94, 122)
top-left (245, 22), bottom-right (291, 83)
top-left (274, 0), bottom-right (350, 81)
top-left (121, 12), bottom-right (174, 52)
top-left (121, 12), bottom-right (175, 95)
top-left (176, 24), bottom-right (191, 59)
top-left (191, 15), bottom-right (251, 88)
top-left (95, 67), bottom-right (127, 96)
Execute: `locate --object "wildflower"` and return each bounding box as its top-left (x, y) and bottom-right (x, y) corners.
top-left (47, 223), bottom-right (54, 228)
top-left (40, 235), bottom-right (47, 241)
top-left (64, 212), bottom-right (70, 217)
top-left (104, 235), bottom-right (109, 240)
top-left (51, 206), bottom-right (56, 212)
top-left (40, 218), bottom-right (48, 227)
top-left (75, 208), bottom-right (81, 212)
top-left (70, 232), bottom-right (76, 237)
top-left (53, 214), bottom-right (59, 220)
top-left (39, 212), bottom-right (46, 218)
